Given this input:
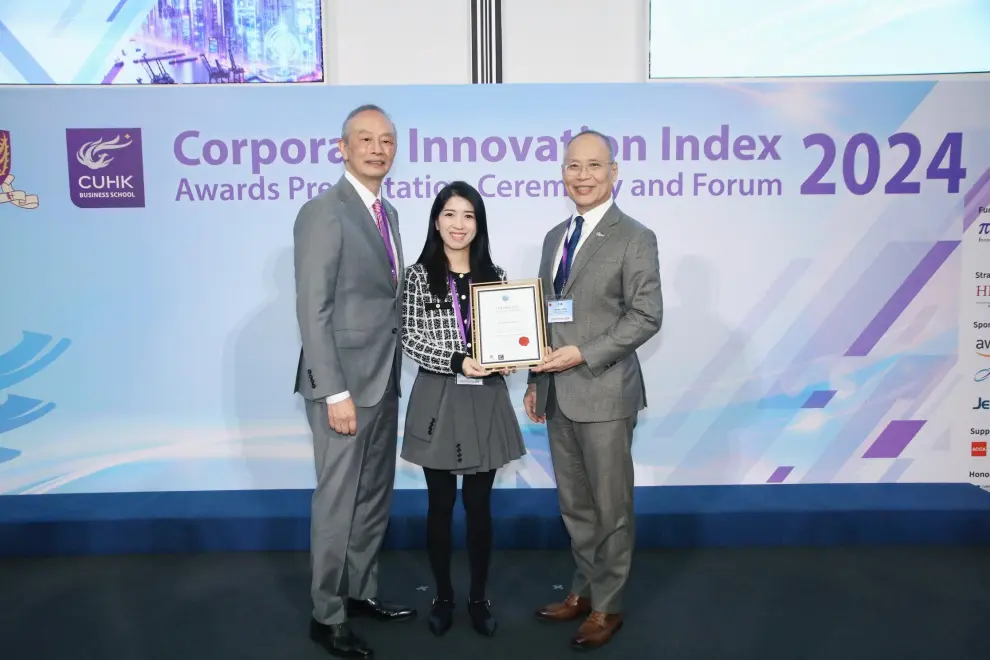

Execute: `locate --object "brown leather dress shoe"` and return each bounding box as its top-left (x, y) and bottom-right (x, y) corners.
top-left (535, 593), bottom-right (592, 622)
top-left (571, 611), bottom-right (623, 650)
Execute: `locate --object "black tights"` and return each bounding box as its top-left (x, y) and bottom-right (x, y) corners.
top-left (423, 467), bottom-right (497, 602)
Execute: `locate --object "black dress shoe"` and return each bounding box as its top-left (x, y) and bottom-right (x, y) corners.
top-left (468, 599), bottom-right (497, 637)
top-left (309, 619), bottom-right (374, 659)
top-left (346, 598), bottom-right (416, 622)
top-left (428, 597), bottom-right (454, 637)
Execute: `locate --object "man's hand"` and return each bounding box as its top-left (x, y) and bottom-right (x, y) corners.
top-left (327, 398), bottom-right (357, 435)
top-left (523, 384), bottom-right (545, 424)
top-left (531, 345), bottom-right (584, 373)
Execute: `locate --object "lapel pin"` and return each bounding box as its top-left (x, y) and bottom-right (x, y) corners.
top-left (596, 232), bottom-right (605, 237)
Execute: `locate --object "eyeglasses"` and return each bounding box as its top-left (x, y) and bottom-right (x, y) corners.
top-left (562, 161), bottom-right (612, 176)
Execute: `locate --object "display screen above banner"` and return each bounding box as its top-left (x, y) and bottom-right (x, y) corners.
top-left (648, 0), bottom-right (990, 79)
top-left (0, 0), bottom-right (323, 85)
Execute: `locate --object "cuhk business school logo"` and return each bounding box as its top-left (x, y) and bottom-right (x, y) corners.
top-left (66, 128), bottom-right (146, 208)
top-left (0, 130), bottom-right (39, 210)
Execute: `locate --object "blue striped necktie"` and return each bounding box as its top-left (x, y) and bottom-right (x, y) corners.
top-left (553, 215), bottom-right (584, 296)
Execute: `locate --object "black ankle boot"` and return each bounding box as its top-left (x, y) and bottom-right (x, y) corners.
top-left (468, 599), bottom-right (497, 637)
top-left (428, 597), bottom-right (454, 637)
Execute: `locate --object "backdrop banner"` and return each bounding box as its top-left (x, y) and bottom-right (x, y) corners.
top-left (1, 80), bottom-right (989, 495)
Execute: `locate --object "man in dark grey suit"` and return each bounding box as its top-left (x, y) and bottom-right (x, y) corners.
top-left (294, 104), bottom-right (415, 659)
top-left (524, 130), bottom-right (663, 651)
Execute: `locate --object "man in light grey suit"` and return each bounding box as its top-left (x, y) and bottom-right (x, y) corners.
top-left (524, 130), bottom-right (663, 651)
top-left (294, 104), bottom-right (415, 659)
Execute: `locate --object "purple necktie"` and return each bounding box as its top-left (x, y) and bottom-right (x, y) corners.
top-left (372, 199), bottom-right (397, 286)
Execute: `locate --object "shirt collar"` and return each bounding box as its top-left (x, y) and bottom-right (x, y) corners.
top-left (344, 170), bottom-right (380, 210)
top-left (571, 197), bottom-right (613, 234)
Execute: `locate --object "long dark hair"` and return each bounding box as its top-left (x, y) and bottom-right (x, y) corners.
top-left (415, 181), bottom-right (499, 299)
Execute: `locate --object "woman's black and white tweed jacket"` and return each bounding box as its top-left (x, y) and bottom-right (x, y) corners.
top-left (401, 262), bottom-right (507, 375)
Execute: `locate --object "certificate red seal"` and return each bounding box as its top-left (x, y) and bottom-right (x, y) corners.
top-left (518, 336), bottom-right (530, 346)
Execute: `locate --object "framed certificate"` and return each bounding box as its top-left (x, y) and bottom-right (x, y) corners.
top-left (470, 278), bottom-right (548, 369)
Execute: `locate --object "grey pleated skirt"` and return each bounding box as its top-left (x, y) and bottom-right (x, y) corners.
top-left (401, 370), bottom-right (527, 475)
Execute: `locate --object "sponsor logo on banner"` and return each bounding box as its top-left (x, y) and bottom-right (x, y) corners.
top-left (974, 441), bottom-right (988, 457)
top-left (976, 368), bottom-right (990, 382)
top-left (973, 397), bottom-right (990, 410)
top-left (65, 128), bottom-right (146, 208)
top-left (976, 339), bottom-right (990, 358)
top-left (978, 213), bottom-right (990, 243)
top-left (0, 130), bottom-right (40, 210)
top-left (977, 283), bottom-right (990, 308)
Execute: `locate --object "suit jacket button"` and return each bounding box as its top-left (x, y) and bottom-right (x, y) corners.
top-left (392, 328), bottom-right (397, 334)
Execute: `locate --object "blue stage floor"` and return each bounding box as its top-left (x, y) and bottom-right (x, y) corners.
top-left (2, 483), bottom-right (989, 556)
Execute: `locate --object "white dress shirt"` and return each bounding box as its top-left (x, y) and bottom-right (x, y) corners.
top-left (327, 171), bottom-right (399, 405)
top-left (551, 197), bottom-right (614, 282)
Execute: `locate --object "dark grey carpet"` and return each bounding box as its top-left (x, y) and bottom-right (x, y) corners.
top-left (1, 547), bottom-right (988, 659)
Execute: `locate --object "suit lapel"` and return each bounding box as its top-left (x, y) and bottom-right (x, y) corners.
top-left (562, 204), bottom-right (621, 297)
top-left (540, 222), bottom-right (567, 345)
top-left (382, 200), bottom-right (403, 295)
top-left (335, 176), bottom-right (397, 291)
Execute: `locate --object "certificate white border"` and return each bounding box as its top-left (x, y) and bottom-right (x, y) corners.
top-left (470, 278), bottom-right (548, 368)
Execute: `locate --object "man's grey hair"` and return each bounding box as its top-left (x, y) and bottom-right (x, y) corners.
top-left (341, 104), bottom-right (395, 140)
top-left (565, 129), bottom-right (615, 163)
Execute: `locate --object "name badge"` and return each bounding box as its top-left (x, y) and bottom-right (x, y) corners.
top-left (456, 374), bottom-right (484, 386)
top-left (547, 299), bottom-right (574, 323)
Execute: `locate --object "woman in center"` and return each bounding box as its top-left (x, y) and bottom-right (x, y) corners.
top-left (401, 180), bottom-right (527, 638)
